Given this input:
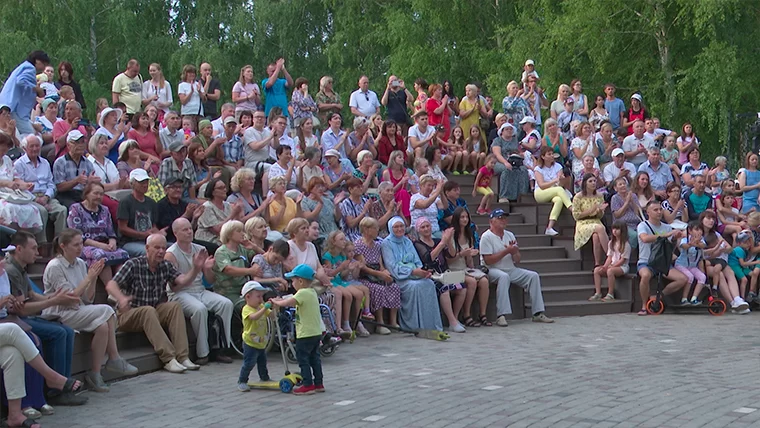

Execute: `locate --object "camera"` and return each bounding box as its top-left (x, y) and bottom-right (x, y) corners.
top-left (391, 80), bottom-right (400, 88)
top-left (77, 119), bottom-right (91, 127)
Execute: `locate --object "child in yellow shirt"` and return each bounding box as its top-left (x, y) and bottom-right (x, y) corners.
top-left (237, 281), bottom-right (272, 392)
top-left (272, 264), bottom-right (324, 395)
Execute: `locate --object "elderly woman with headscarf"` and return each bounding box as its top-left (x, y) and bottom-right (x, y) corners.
top-left (191, 119), bottom-right (224, 167)
top-left (491, 123), bottom-right (529, 203)
top-left (380, 216), bottom-right (442, 332)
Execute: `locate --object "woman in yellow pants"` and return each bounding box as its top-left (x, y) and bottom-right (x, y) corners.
top-left (534, 146), bottom-right (573, 236)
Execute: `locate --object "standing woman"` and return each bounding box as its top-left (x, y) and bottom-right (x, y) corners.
top-left (502, 81), bottom-right (531, 128)
top-left (381, 216), bottom-right (443, 332)
top-left (738, 152), bottom-right (760, 213)
top-left (231, 65), bottom-right (260, 120)
top-left (622, 93), bottom-right (648, 135)
top-left (569, 79), bottom-right (589, 120)
top-left (676, 122), bottom-right (701, 165)
top-left (426, 84), bottom-right (451, 141)
top-left (291, 78), bottom-right (318, 131)
top-left (127, 112), bottom-right (161, 171)
top-left (177, 64), bottom-right (206, 121)
top-left (55, 61), bottom-right (86, 110)
top-left (142, 63), bottom-right (173, 121)
top-left (315, 76), bottom-right (342, 129)
top-left (442, 80), bottom-right (459, 131)
top-left (42, 229), bottom-right (137, 391)
top-left (533, 146), bottom-right (572, 236)
top-left (413, 78), bottom-right (428, 114)
top-left (459, 84), bottom-right (486, 141)
top-left (572, 174), bottom-right (609, 266)
top-left (550, 84), bottom-right (571, 120)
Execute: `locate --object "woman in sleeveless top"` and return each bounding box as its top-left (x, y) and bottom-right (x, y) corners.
top-left (739, 152), bottom-right (760, 213)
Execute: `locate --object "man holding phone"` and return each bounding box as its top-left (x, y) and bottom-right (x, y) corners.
top-left (480, 209), bottom-right (554, 326)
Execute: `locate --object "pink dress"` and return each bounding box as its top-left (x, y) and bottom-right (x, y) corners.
top-left (388, 169), bottom-right (411, 218)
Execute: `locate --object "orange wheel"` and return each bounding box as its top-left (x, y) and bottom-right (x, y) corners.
top-left (646, 297), bottom-right (665, 315)
top-left (707, 300), bottom-right (726, 316)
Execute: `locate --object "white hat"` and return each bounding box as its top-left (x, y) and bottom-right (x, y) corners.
top-left (524, 59), bottom-right (535, 66)
top-left (241, 281), bottom-right (268, 297)
top-left (99, 107), bottom-right (122, 128)
top-left (519, 116), bottom-right (536, 125)
top-left (498, 123), bottom-right (515, 135)
top-left (630, 93), bottom-right (642, 102)
top-left (223, 116), bottom-right (237, 126)
top-left (324, 149), bottom-right (341, 158)
top-left (129, 168), bottom-right (149, 182)
top-left (357, 150), bottom-right (373, 164)
top-left (611, 148), bottom-right (625, 157)
top-left (66, 130), bottom-right (84, 142)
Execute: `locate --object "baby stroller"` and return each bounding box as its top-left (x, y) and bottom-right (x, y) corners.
top-left (274, 303), bottom-right (342, 364)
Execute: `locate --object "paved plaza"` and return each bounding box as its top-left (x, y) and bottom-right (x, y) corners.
top-left (44, 313), bottom-right (760, 427)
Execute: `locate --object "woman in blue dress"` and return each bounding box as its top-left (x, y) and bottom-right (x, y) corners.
top-left (739, 152), bottom-right (760, 213)
top-left (380, 217), bottom-right (442, 332)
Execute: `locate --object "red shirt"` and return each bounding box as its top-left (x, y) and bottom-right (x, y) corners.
top-left (626, 107), bottom-right (648, 135)
top-left (377, 134), bottom-right (406, 166)
top-left (477, 166), bottom-right (494, 188)
top-left (52, 121), bottom-right (88, 158)
top-left (425, 97), bottom-right (451, 140)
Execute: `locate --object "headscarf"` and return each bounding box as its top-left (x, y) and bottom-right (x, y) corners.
top-left (414, 216), bottom-right (430, 231)
top-left (383, 216), bottom-right (415, 267)
top-left (385, 216), bottom-right (406, 244)
top-left (198, 119), bottom-right (212, 131)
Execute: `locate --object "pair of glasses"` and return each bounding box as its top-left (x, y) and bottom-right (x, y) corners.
top-left (364, 93), bottom-right (369, 102)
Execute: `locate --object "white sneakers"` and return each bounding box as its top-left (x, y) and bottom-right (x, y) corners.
top-left (180, 359), bottom-right (201, 371)
top-left (164, 358), bottom-right (187, 373)
top-left (731, 297), bottom-right (750, 314)
top-left (544, 227), bottom-right (559, 236)
top-left (447, 323), bottom-right (466, 333)
top-left (376, 326), bottom-right (392, 335)
top-left (496, 315), bottom-right (509, 327)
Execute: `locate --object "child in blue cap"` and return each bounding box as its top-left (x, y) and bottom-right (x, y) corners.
top-left (272, 264), bottom-right (324, 395)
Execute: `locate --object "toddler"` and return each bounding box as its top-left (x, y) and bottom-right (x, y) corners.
top-left (660, 135), bottom-right (679, 165)
top-left (237, 281), bottom-right (272, 392)
top-left (472, 155), bottom-right (496, 215)
top-left (590, 221), bottom-right (630, 302)
top-left (676, 221), bottom-right (707, 305)
top-left (183, 116), bottom-right (196, 141)
top-left (272, 264), bottom-right (325, 395)
top-left (728, 231), bottom-right (760, 303)
top-left (252, 240), bottom-right (291, 292)
top-left (521, 59), bottom-right (540, 86)
top-left (322, 231), bottom-right (372, 337)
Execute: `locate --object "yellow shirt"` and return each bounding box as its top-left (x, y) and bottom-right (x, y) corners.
top-left (268, 197), bottom-right (297, 232)
top-left (293, 288), bottom-right (322, 339)
top-left (458, 97), bottom-right (482, 137)
top-left (242, 303), bottom-right (270, 349)
top-left (111, 72), bottom-right (143, 114)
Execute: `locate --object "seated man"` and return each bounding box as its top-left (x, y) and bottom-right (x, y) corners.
top-left (636, 201), bottom-right (688, 315)
top-left (637, 147), bottom-right (675, 200)
top-left (603, 148), bottom-right (636, 187)
top-left (158, 141), bottom-right (197, 201)
top-left (480, 209), bottom-right (554, 326)
top-left (106, 233), bottom-right (205, 373)
top-left (156, 177), bottom-right (202, 243)
top-left (5, 231), bottom-right (87, 406)
top-left (165, 218), bottom-right (234, 364)
top-left (14, 134), bottom-right (67, 243)
top-left (117, 168), bottom-right (160, 257)
top-left (52, 130), bottom-right (98, 209)
top-left (685, 175), bottom-right (713, 221)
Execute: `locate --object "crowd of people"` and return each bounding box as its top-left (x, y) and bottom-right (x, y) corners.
top-left (0, 49), bottom-right (755, 422)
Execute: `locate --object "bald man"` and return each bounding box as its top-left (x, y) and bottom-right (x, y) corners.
top-left (200, 62), bottom-right (221, 119)
top-left (106, 233), bottom-right (207, 373)
top-left (111, 59), bottom-right (142, 115)
top-left (165, 218), bottom-right (233, 364)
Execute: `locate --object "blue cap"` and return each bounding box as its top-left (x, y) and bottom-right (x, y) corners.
top-left (489, 208), bottom-right (509, 219)
top-left (284, 264), bottom-right (315, 280)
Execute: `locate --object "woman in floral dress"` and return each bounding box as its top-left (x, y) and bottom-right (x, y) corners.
top-left (66, 182), bottom-right (129, 286)
top-left (355, 217), bottom-right (401, 334)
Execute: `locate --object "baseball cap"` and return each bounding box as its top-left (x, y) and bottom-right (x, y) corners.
top-left (164, 177), bottom-right (184, 187)
top-left (524, 59), bottom-right (535, 66)
top-left (498, 123), bottom-right (515, 135)
top-left (66, 130), bottom-right (84, 142)
top-left (631, 93), bottom-right (642, 102)
top-left (223, 116), bottom-right (237, 126)
top-left (129, 168), bottom-right (149, 182)
top-left (284, 264), bottom-right (316, 280)
top-left (611, 148), bottom-right (625, 157)
top-left (241, 281), bottom-right (268, 297)
top-left (564, 97), bottom-right (574, 105)
top-left (324, 149), bottom-right (340, 158)
top-left (519, 116), bottom-right (536, 125)
top-left (41, 98), bottom-right (56, 111)
top-left (489, 208), bottom-right (509, 219)
top-left (169, 141), bottom-right (187, 152)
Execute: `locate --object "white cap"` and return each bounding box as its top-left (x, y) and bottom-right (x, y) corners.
top-left (99, 107), bottom-right (122, 128)
top-left (612, 148), bottom-right (625, 157)
top-left (129, 168), bottom-right (149, 182)
top-left (519, 116), bottom-right (536, 125)
top-left (524, 59), bottom-right (535, 66)
top-left (223, 116), bottom-right (237, 125)
top-left (324, 149), bottom-right (340, 158)
top-left (630, 93), bottom-right (642, 102)
top-left (66, 130), bottom-right (84, 142)
top-left (498, 123), bottom-right (515, 135)
top-left (241, 281), bottom-right (268, 297)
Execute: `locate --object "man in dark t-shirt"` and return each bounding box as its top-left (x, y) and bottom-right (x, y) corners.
top-left (117, 169), bottom-right (159, 257)
top-left (200, 62), bottom-right (221, 119)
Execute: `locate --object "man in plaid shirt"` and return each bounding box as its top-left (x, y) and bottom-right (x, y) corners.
top-left (106, 233), bottom-right (208, 373)
top-left (158, 140), bottom-right (197, 201)
top-left (219, 116), bottom-right (243, 172)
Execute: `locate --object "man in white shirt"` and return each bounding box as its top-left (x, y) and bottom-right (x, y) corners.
top-left (269, 115), bottom-right (295, 160)
top-left (603, 148), bottom-right (637, 185)
top-left (643, 117), bottom-right (675, 146)
top-left (211, 103), bottom-right (235, 137)
top-left (159, 112), bottom-right (183, 156)
top-left (407, 111), bottom-right (435, 160)
top-left (622, 119), bottom-right (655, 168)
top-left (243, 110), bottom-right (276, 172)
top-left (349, 76), bottom-right (380, 118)
top-left (479, 209), bottom-right (554, 326)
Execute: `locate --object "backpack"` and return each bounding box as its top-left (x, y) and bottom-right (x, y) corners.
top-left (207, 312), bottom-right (228, 352)
top-left (644, 221), bottom-right (675, 275)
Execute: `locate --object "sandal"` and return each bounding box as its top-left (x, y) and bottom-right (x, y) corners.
top-left (637, 309), bottom-right (648, 316)
top-left (7, 418), bottom-right (39, 428)
top-left (463, 316), bottom-right (481, 327)
top-left (62, 377), bottom-right (81, 393)
top-left (479, 315), bottom-right (492, 327)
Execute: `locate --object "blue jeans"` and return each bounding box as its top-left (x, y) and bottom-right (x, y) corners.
top-left (122, 242), bottom-right (146, 257)
top-left (237, 343), bottom-right (269, 384)
top-left (23, 317), bottom-right (74, 394)
top-left (295, 335), bottom-right (322, 387)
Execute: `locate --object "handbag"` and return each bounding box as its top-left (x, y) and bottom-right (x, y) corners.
top-left (0, 188), bottom-right (35, 204)
top-left (431, 270), bottom-right (465, 285)
top-left (507, 154), bottom-right (524, 168)
top-left (644, 221), bottom-right (675, 275)
top-left (363, 262), bottom-right (388, 284)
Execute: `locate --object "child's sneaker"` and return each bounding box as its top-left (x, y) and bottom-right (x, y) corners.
top-left (314, 384), bottom-right (325, 393)
top-left (293, 384), bottom-right (316, 395)
top-left (237, 383), bottom-right (250, 392)
top-left (690, 298), bottom-right (701, 306)
top-left (680, 298), bottom-right (689, 305)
